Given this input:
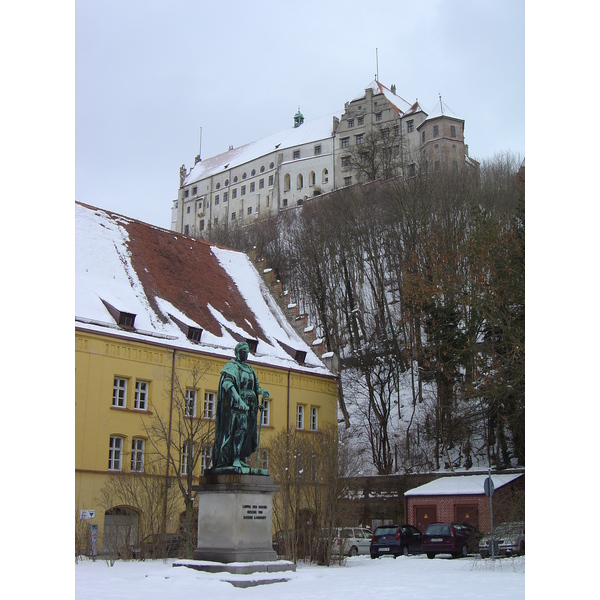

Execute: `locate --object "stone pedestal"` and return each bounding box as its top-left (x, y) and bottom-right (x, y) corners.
top-left (192, 472), bottom-right (279, 563)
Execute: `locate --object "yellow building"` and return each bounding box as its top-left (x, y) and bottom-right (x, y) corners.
top-left (75, 202), bottom-right (338, 555)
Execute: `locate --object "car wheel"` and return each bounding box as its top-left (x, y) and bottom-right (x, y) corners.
top-left (480, 551), bottom-right (487, 559)
top-left (349, 546), bottom-right (358, 557)
top-left (402, 546), bottom-right (409, 557)
top-left (461, 544), bottom-right (468, 558)
top-left (427, 552), bottom-right (435, 559)
top-left (371, 554), bottom-right (377, 560)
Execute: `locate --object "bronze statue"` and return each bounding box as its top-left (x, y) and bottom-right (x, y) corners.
top-left (212, 341), bottom-right (270, 474)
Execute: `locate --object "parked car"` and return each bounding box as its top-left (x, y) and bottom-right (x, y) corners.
top-left (331, 527), bottom-right (373, 557)
top-left (422, 522), bottom-right (482, 559)
top-left (132, 533), bottom-right (185, 559)
top-left (370, 524), bottom-right (422, 559)
top-left (479, 522), bottom-right (525, 558)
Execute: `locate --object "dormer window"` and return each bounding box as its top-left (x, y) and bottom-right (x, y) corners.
top-left (101, 300), bottom-right (136, 330)
top-left (168, 314), bottom-right (203, 343)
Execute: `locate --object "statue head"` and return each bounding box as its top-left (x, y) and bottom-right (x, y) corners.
top-left (234, 341), bottom-right (250, 362)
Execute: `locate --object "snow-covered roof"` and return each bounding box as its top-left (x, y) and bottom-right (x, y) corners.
top-left (404, 473), bottom-right (523, 497)
top-left (354, 80), bottom-right (423, 116)
top-left (75, 202), bottom-right (333, 376)
top-left (183, 112), bottom-right (340, 186)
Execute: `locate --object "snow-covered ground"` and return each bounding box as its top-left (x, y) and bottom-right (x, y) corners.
top-left (75, 554), bottom-right (525, 599)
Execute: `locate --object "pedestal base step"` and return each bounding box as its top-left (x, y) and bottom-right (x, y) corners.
top-left (173, 559), bottom-right (296, 588)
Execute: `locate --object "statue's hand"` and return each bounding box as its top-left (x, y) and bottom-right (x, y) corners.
top-left (261, 389), bottom-right (270, 399)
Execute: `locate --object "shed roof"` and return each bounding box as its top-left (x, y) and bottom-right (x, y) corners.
top-left (404, 473), bottom-right (524, 497)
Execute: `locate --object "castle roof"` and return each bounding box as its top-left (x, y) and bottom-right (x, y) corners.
top-left (75, 201), bottom-right (331, 375)
top-left (356, 80), bottom-right (424, 117)
top-left (182, 112), bottom-right (340, 187)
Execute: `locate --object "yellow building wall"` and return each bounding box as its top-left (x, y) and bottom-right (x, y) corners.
top-left (75, 329), bottom-right (338, 553)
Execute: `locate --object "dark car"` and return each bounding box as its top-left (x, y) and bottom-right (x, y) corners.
top-left (370, 524), bottom-right (422, 558)
top-left (422, 522), bottom-right (482, 559)
top-left (132, 533), bottom-right (185, 559)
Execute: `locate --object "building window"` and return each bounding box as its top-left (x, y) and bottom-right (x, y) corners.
top-left (113, 378), bottom-right (127, 408)
top-left (341, 137), bottom-right (349, 149)
top-left (407, 120), bottom-right (414, 133)
top-left (422, 131), bottom-right (426, 143)
top-left (293, 150), bottom-right (300, 159)
top-left (433, 125), bottom-right (439, 138)
top-left (260, 165), bottom-right (265, 173)
top-left (241, 185), bottom-right (246, 196)
top-left (245, 206), bottom-right (251, 215)
top-left (355, 134), bottom-right (364, 145)
top-left (360, 152), bottom-right (369, 163)
top-left (348, 118), bottom-right (354, 128)
top-left (250, 182), bottom-right (255, 192)
top-left (203, 392), bottom-right (215, 419)
top-left (309, 171), bottom-right (316, 186)
top-left (131, 438), bottom-right (145, 472)
top-left (296, 405), bottom-right (305, 430)
top-left (224, 179), bottom-right (229, 186)
top-left (231, 211), bottom-right (236, 220)
top-left (214, 195), bottom-right (220, 205)
top-left (192, 186), bottom-right (197, 195)
top-left (261, 400), bottom-right (270, 426)
top-left (344, 176), bottom-right (352, 186)
top-left (185, 389), bottom-right (197, 417)
top-left (201, 446), bottom-right (212, 474)
top-left (134, 381), bottom-right (148, 411)
top-left (375, 112), bottom-right (382, 122)
top-left (270, 162), bottom-right (275, 169)
top-left (451, 125), bottom-right (457, 137)
top-left (259, 178), bottom-right (264, 189)
top-left (268, 175), bottom-right (274, 186)
top-left (297, 174), bottom-right (303, 189)
top-left (258, 449), bottom-right (269, 470)
top-left (223, 191), bottom-right (228, 202)
top-left (242, 172), bottom-right (247, 179)
top-left (382, 129), bottom-right (389, 139)
top-left (108, 436), bottom-right (123, 471)
top-left (184, 190), bottom-right (189, 198)
top-left (232, 188), bottom-right (237, 199)
top-left (216, 182), bottom-right (221, 189)
top-left (199, 219), bottom-right (205, 231)
top-left (322, 169), bottom-right (329, 184)
top-left (214, 216), bottom-right (218, 226)
top-left (284, 173), bottom-right (291, 191)
top-left (251, 169), bottom-right (256, 176)
top-left (233, 176), bottom-right (238, 183)
top-left (182, 440), bottom-right (193, 476)
top-left (314, 144), bottom-right (321, 155)
top-left (310, 407), bottom-right (318, 431)
top-left (357, 116), bottom-right (364, 126)
top-left (186, 206), bottom-right (191, 214)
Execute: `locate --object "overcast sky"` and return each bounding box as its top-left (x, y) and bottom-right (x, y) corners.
top-left (75, 0), bottom-right (525, 229)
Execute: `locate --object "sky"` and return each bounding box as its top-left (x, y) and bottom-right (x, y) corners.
top-left (75, 0), bottom-right (525, 229)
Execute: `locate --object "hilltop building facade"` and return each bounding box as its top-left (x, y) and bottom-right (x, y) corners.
top-left (75, 202), bottom-right (338, 555)
top-left (172, 81), bottom-right (479, 237)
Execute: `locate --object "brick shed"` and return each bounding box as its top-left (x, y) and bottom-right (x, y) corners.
top-left (404, 472), bottom-right (525, 535)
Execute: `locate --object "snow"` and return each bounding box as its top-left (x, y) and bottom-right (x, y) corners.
top-left (404, 473), bottom-right (523, 497)
top-left (75, 554), bottom-right (525, 599)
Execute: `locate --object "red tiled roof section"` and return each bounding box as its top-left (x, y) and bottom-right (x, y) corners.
top-left (124, 219), bottom-right (265, 340)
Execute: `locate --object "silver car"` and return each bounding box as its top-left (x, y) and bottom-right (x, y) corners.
top-left (479, 522), bottom-right (525, 558)
top-left (332, 527), bottom-right (373, 557)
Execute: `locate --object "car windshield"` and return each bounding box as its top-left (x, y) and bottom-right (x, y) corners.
top-left (375, 527), bottom-right (397, 536)
top-left (493, 523), bottom-right (522, 536)
top-left (426, 524), bottom-right (451, 536)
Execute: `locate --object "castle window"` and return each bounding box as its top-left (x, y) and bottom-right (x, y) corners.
top-left (241, 185), bottom-right (246, 196)
top-left (242, 172), bottom-right (247, 179)
top-left (357, 116), bottom-right (364, 126)
top-left (268, 175), bottom-right (274, 186)
top-left (355, 133), bottom-right (364, 145)
top-left (223, 191), bottom-right (228, 202)
top-left (259, 178), bottom-right (264, 189)
top-left (232, 188), bottom-right (237, 199)
top-left (297, 174), bottom-right (303, 189)
top-left (113, 378), bottom-right (127, 408)
top-left (231, 212), bottom-right (236, 220)
top-left (314, 144), bottom-right (321, 155)
top-left (251, 169), bottom-right (256, 176)
top-left (348, 118), bottom-right (354, 128)
top-left (422, 131), bottom-right (426, 143)
top-left (250, 182), bottom-right (255, 192)
top-left (407, 120), bottom-right (414, 133)
top-left (184, 190), bottom-right (189, 198)
top-left (192, 186), bottom-right (197, 195)
top-left (293, 150), bottom-right (300, 159)
top-left (344, 176), bottom-right (352, 186)
top-left (260, 166), bottom-right (265, 173)
top-left (233, 176), bottom-right (238, 183)
top-left (451, 125), bottom-right (457, 137)
top-left (376, 112), bottom-right (382, 122)
top-left (248, 206), bottom-right (253, 215)
top-left (216, 182), bottom-right (221, 189)
top-left (341, 137), bottom-right (349, 148)
top-left (433, 125), bottom-right (439, 137)
top-left (284, 173), bottom-right (291, 191)
top-left (215, 195), bottom-right (219, 205)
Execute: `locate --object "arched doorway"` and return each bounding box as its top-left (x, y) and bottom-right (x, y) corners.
top-left (102, 506), bottom-right (139, 557)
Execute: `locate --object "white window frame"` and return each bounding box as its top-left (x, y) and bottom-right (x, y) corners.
top-left (204, 392), bottom-right (215, 420)
top-left (134, 380), bottom-right (148, 411)
top-left (296, 404), bottom-right (305, 430)
top-left (185, 389), bottom-right (197, 418)
top-left (310, 406), bottom-right (318, 431)
top-left (261, 399), bottom-right (270, 426)
top-left (131, 438), bottom-right (145, 472)
top-left (108, 436), bottom-right (123, 471)
top-left (112, 378), bottom-right (127, 408)
top-left (182, 440), bottom-right (194, 476)
top-left (201, 446), bottom-right (213, 474)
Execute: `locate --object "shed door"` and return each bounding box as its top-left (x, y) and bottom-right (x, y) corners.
top-left (414, 505), bottom-right (437, 533)
top-left (454, 505), bottom-right (479, 528)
